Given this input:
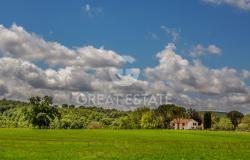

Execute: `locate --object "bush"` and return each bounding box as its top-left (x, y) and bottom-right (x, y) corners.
top-left (141, 111), bottom-right (164, 129)
top-left (214, 118), bottom-right (234, 130)
top-left (111, 116), bottom-right (135, 129)
top-left (237, 115), bottom-right (250, 131)
top-left (87, 121), bottom-right (104, 129)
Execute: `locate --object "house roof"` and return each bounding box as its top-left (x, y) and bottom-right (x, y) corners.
top-left (170, 119), bottom-right (198, 124)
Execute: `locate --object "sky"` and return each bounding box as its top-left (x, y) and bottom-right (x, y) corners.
top-left (0, 0), bottom-right (250, 112)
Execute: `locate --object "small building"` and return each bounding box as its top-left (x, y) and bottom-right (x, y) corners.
top-left (170, 119), bottom-right (199, 130)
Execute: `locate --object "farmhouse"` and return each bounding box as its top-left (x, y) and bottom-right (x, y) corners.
top-left (170, 119), bottom-right (199, 130)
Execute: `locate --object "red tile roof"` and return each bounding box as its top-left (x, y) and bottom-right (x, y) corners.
top-left (170, 119), bottom-right (196, 125)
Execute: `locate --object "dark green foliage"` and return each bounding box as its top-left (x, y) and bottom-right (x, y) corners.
top-left (35, 113), bottom-right (51, 128)
top-left (0, 106), bottom-right (13, 113)
top-left (62, 104), bottom-right (68, 108)
top-left (28, 96), bottom-right (42, 105)
top-left (171, 106), bottom-right (187, 129)
top-left (204, 112), bottom-right (212, 129)
top-left (28, 96), bottom-right (60, 129)
top-left (227, 111), bottom-right (244, 130)
top-left (157, 104), bottom-right (175, 128)
top-left (0, 99), bottom-right (27, 113)
top-left (187, 108), bottom-right (202, 125)
top-left (157, 104), bottom-right (187, 129)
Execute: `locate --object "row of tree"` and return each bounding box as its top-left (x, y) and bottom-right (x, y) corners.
top-left (0, 96), bottom-right (248, 130)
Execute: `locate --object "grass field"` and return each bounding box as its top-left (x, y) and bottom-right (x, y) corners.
top-left (0, 129), bottom-right (249, 160)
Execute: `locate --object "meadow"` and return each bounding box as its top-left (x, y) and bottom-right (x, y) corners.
top-left (0, 129), bottom-right (249, 160)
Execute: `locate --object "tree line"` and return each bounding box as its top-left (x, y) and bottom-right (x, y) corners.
top-left (0, 96), bottom-right (249, 130)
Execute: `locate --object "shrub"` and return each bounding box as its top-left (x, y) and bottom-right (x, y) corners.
top-left (87, 121), bottom-right (104, 129)
top-left (237, 115), bottom-right (250, 131)
top-left (214, 117), bottom-right (233, 130)
top-left (141, 111), bottom-right (164, 129)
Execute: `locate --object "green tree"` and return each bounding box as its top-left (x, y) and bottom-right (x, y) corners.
top-left (28, 96), bottom-right (60, 129)
top-left (62, 104), bottom-right (68, 108)
top-left (35, 113), bottom-right (51, 128)
top-left (204, 112), bottom-right (212, 129)
top-left (141, 111), bottom-right (164, 129)
top-left (238, 115), bottom-right (250, 131)
top-left (214, 117), bottom-right (233, 130)
top-left (42, 96), bottom-right (53, 106)
top-left (28, 96), bottom-right (41, 105)
top-left (171, 106), bottom-right (186, 129)
top-left (157, 104), bottom-right (176, 128)
top-left (187, 108), bottom-right (202, 125)
top-left (112, 116), bottom-right (132, 129)
top-left (227, 111), bottom-right (244, 130)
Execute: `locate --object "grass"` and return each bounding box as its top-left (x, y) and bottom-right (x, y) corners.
top-left (0, 129), bottom-right (249, 160)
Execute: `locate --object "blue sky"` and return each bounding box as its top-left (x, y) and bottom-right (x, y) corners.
top-left (0, 0), bottom-right (250, 111)
top-left (0, 0), bottom-right (249, 70)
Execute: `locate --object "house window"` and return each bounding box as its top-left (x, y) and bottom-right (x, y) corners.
top-left (193, 123), bottom-right (196, 126)
top-left (182, 123), bottom-right (185, 126)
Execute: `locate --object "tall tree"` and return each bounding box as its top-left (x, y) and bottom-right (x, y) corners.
top-left (187, 108), bottom-right (202, 125)
top-left (227, 111), bottom-right (244, 130)
top-left (28, 96), bottom-right (41, 105)
top-left (28, 96), bottom-right (60, 129)
top-left (141, 111), bottom-right (164, 129)
top-left (204, 112), bottom-right (212, 129)
top-left (42, 96), bottom-right (53, 106)
top-left (171, 106), bottom-right (186, 129)
top-left (157, 104), bottom-right (176, 128)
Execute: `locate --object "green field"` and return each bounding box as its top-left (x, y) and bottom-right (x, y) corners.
top-left (0, 129), bottom-right (249, 160)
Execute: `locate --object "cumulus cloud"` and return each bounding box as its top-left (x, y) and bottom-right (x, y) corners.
top-left (0, 24), bottom-right (145, 103)
top-left (146, 43), bottom-right (244, 95)
top-left (189, 44), bottom-right (222, 57)
top-left (241, 70), bottom-right (250, 79)
top-left (0, 24), bottom-right (131, 68)
top-left (0, 24), bottom-right (249, 112)
top-left (145, 43), bottom-right (250, 112)
top-left (202, 0), bottom-right (250, 11)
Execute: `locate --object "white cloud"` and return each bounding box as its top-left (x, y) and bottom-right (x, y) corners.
top-left (0, 24), bottom-right (131, 68)
top-left (207, 44), bottom-right (222, 54)
top-left (202, 0), bottom-right (250, 11)
top-left (0, 24), bottom-right (249, 112)
top-left (241, 70), bottom-right (250, 79)
top-left (0, 24), bottom-right (143, 103)
top-left (145, 43), bottom-right (250, 112)
top-left (189, 44), bottom-right (222, 57)
top-left (82, 3), bottom-right (103, 17)
top-left (161, 25), bottom-right (180, 42)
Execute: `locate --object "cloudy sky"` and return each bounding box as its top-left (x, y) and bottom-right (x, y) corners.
top-left (0, 0), bottom-right (250, 112)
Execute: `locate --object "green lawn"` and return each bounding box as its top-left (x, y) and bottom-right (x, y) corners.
top-left (0, 129), bottom-right (249, 160)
